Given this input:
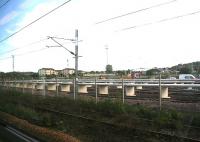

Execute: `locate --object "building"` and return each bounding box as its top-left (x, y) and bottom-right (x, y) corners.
top-left (38, 68), bottom-right (56, 77)
top-left (131, 71), bottom-right (142, 79)
top-left (60, 68), bottom-right (75, 77)
top-left (38, 68), bottom-right (75, 77)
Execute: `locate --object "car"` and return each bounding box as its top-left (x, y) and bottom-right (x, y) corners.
top-left (179, 74), bottom-right (196, 80)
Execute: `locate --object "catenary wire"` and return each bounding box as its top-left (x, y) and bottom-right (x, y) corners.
top-left (0, 0), bottom-right (10, 9)
top-left (0, 47), bottom-right (49, 61)
top-left (119, 9), bottom-right (200, 31)
top-left (0, 0), bottom-right (72, 44)
top-left (0, 56), bottom-right (11, 61)
top-left (95, 0), bottom-right (177, 25)
top-left (0, 38), bottom-right (48, 56)
top-left (15, 47), bottom-right (48, 57)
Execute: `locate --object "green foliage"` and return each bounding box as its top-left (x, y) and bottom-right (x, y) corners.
top-left (0, 71), bottom-right (38, 80)
top-left (0, 89), bottom-right (200, 142)
top-left (179, 66), bottom-right (192, 74)
top-left (171, 61), bottom-right (200, 73)
top-left (40, 113), bottom-right (54, 127)
top-left (96, 100), bottom-right (127, 116)
top-left (106, 64), bottom-right (113, 73)
top-left (154, 110), bottom-right (183, 131)
top-left (192, 115), bottom-right (200, 127)
top-left (146, 68), bottom-right (160, 76)
top-left (0, 103), bottom-right (39, 123)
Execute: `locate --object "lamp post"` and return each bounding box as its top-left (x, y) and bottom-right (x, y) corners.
top-left (105, 45), bottom-right (108, 65)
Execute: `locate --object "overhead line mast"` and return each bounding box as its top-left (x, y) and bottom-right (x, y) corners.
top-left (12, 55), bottom-right (14, 72)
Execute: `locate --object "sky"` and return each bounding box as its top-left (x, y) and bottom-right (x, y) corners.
top-left (0, 0), bottom-right (200, 72)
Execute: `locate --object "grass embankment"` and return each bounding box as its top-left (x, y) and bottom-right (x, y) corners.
top-left (0, 111), bottom-right (80, 142)
top-left (0, 88), bottom-right (199, 142)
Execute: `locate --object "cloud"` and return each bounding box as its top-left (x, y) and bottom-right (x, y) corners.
top-left (5, 29), bottom-right (14, 34)
top-left (19, 0), bottom-right (33, 9)
top-left (0, 11), bottom-right (19, 26)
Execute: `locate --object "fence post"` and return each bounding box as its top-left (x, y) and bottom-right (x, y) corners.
top-left (73, 78), bottom-right (76, 100)
top-left (56, 77), bottom-right (58, 96)
top-left (122, 79), bottom-right (125, 104)
top-left (159, 73), bottom-right (162, 111)
top-left (22, 78), bottom-right (24, 94)
top-left (14, 78), bottom-right (17, 92)
top-left (95, 77), bottom-right (98, 104)
top-left (31, 78), bottom-right (34, 95)
top-left (43, 77), bottom-right (46, 96)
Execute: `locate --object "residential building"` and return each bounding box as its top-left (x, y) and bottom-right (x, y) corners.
top-left (61, 68), bottom-right (75, 77)
top-left (38, 68), bottom-right (56, 76)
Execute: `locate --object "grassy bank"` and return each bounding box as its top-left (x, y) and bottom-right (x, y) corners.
top-left (0, 111), bottom-right (80, 142)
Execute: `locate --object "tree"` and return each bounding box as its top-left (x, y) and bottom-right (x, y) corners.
top-left (106, 64), bottom-right (113, 74)
top-left (179, 67), bottom-right (192, 74)
top-left (146, 68), bottom-right (160, 76)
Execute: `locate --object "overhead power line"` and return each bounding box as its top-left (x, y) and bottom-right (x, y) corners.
top-left (119, 9), bottom-right (200, 31)
top-left (0, 56), bottom-right (11, 61)
top-left (0, 38), bottom-right (48, 56)
top-left (95, 0), bottom-right (177, 25)
top-left (0, 47), bottom-right (48, 61)
top-left (15, 47), bottom-right (48, 57)
top-left (0, 0), bottom-right (72, 44)
top-left (0, 0), bottom-right (10, 9)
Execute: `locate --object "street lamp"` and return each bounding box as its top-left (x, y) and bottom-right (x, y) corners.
top-left (105, 45), bottom-right (109, 65)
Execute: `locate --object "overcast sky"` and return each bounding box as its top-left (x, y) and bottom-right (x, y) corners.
top-left (0, 0), bottom-right (200, 72)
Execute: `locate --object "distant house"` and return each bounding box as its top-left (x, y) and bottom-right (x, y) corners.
top-left (38, 68), bottom-right (75, 77)
top-left (60, 68), bottom-right (75, 77)
top-left (38, 68), bottom-right (56, 76)
top-left (131, 71), bottom-right (143, 79)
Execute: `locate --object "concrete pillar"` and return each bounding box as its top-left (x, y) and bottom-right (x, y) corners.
top-left (161, 87), bottom-right (170, 98)
top-left (117, 86), bottom-right (122, 89)
top-left (16, 83), bottom-right (20, 88)
top-left (10, 83), bottom-right (15, 88)
top-left (24, 83), bottom-right (29, 88)
top-left (24, 83), bottom-right (28, 88)
top-left (87, 85), bottom-right (92, 88)
top-left (60, 84), bottom-right (70, 92)
top-left (27, 83), bottom-right (32, 89)
top-left (78, 85), bottom-right (88, 93)
top-left (136, 86), bottom-right (143, 90)
top-left (8, 82), bottom-right (12, 87)
top-left (126, 86), bottom-right (135, 96)
top-left (19, 83), bottom-right (24, 88)
top-left (98, 85), bottom-right (108, 95)
top-left (36, 84), bottom-right (45, 90)
top-left (47, 84), bottom-right (57, 91)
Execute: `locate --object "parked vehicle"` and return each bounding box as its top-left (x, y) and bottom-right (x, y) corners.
top-left (179, 74), bottom-right (196, 80)
top-left (167, 77), bottom-right (176, 80)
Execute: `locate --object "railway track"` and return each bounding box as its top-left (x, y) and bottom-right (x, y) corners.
top-left (0, 120), bottom-right (40, 142)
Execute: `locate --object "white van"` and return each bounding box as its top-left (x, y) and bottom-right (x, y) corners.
top-left (179, 74), bottom-right (196, 80)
